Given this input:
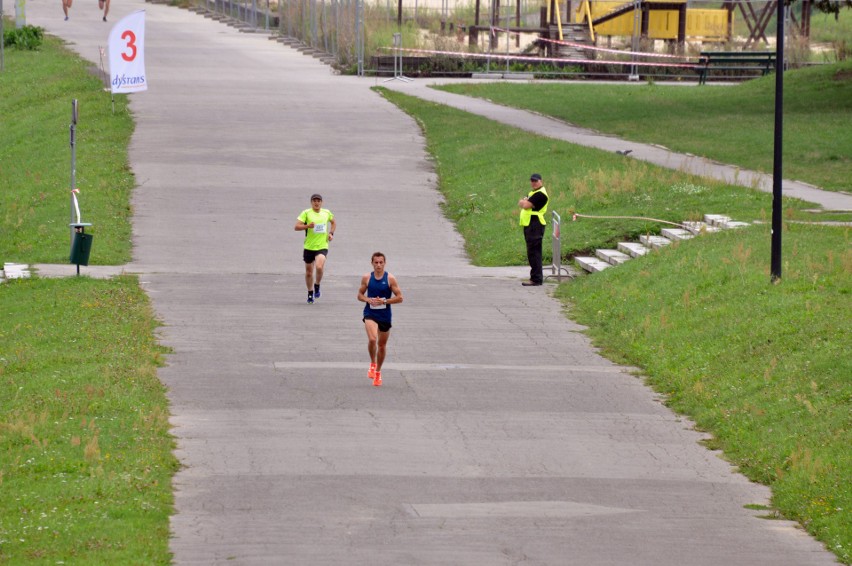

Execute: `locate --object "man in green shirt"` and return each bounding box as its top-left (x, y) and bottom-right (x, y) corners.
top-left (295, 194), bottom-right (336, 304)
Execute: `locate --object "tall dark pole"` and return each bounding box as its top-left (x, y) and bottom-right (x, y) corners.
top-left (770, 0), bottom-right (784, 282)
top-left (1, 0), bottom-right (5, 72)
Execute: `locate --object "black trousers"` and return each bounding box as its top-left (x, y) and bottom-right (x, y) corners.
top-left (523, 222), bottom-right (545, 284)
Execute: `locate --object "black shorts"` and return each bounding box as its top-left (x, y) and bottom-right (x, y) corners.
top-left (363, 317), bottom-right (392, 333)
top-left (303, 248), bottom-right (328, 264)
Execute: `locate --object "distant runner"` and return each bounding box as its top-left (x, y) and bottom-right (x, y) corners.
top-left (295, 194), bottom-right (336, 304)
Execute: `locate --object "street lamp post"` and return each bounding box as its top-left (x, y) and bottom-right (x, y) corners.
top-left (770, 0), bottom-right (785, 282)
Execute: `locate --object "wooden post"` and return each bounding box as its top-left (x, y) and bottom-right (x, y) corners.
top-left (724, 1), bottom-right (733, 43)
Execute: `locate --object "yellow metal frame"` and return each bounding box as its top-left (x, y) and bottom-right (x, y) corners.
top-left (583, 0), bottom-right (596, 41)
top-left (575, 0), bottom-right (728, 42)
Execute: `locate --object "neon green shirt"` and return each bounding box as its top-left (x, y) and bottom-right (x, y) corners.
top-left (298, 208), bottom-right (334, 251)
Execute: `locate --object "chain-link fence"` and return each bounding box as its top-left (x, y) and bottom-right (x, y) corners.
top-left (180, 0), bottom-right (838, 77)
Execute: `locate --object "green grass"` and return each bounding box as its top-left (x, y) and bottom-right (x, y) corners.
top-left (0, 276), bottom-right (177, 565)
top-left (3, 17), bottom-right (849, 565)
top-left (378, 84), bottom-right (851, 563)
top-left (1, 25), bottom-right (176, 565)
top-left (435, 61), bottom-right (852, 192)
top-left (0, 33), bottom-right (135, 265)
top-left (555, 223), bottom-right (851, 564)
top-left (810, 8), bottom-right (852, 45)
top-left (378, 88), bottom-right (815, 266)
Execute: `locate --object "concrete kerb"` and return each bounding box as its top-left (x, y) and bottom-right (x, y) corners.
top-left (31, 264), bottom-right (133, 279)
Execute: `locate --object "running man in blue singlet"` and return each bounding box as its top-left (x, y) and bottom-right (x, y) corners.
top-left (357, 252), bottom-right (403, 387)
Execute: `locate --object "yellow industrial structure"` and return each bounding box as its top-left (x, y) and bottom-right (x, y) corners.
top-left (574, 0), bottom-right (730, 42)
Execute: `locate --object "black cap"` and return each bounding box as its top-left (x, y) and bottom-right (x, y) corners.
top-left (530, 173), bottom-right (542, 181)
top-left (310, 193), bottom-right (323, 201)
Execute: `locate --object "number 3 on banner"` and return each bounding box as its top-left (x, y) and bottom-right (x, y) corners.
top-left (121, 30), bottom-right (137, 62)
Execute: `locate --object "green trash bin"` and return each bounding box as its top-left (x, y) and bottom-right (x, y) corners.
top-left (70, 232), bottom-right (93, 266)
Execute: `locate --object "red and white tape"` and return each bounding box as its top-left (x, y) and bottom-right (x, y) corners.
top-left (381, 46), bottom-right (697, 69)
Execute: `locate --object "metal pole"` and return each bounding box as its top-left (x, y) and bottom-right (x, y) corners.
top-left (486, 0), bottom-right (494, 72)
top-left (1, 0), bottom-right (5, 72)
top-left (505, 3), bottom-right (511, 74)
top-left (629, 0), bottom-right (640, 80)
top-left (770, 0), bottom-right (784, 282)
top-left (383, 32), bottom-right (411, 82)
top-left (356, 0), bottom-right (363, 75)
top-left (311, 0), bottom-right (317, 46)
top-left (546, 211), bottom-right (572, 281)
top-left (323, 0), bottom-right (329, 53)
top-left (69, 100), bottom-right (78, 252)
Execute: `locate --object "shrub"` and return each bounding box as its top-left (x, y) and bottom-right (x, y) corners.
top-left (3, 24), bottom-right (44, 50)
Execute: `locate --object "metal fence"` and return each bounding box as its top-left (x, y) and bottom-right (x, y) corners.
top-left (184, 0), bottom-right (550, 73)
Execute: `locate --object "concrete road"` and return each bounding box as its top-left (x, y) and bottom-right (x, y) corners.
top-left (25, 1), bottom-right (838, 564)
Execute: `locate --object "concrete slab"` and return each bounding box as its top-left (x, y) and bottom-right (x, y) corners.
top-left (575, 256), bottom-right (612, 272)
top-left (661, 227), bottom-right (695, 241)
top-left (705, 214), bottom-right (732, 227)
top-left (618, 242), bottom-right (650, 257)
top-left (596, 249), bottom-right (631, 265)
top-left (33, 264), bottom-right (132, 279)
top-left (683, 221), bottom-right (721, 234)
top-left (639, 234), bottom-right (672, 249)
top-left (3, 262), bottom-right (31, 279)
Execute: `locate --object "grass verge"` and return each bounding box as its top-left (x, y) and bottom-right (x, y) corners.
top-left (378, 88), bottom-right (815, 266)
top-left (0, 32), bottom-right (135, 265)
top-left (2, 26), bottom-right (176, 565)
top-left (554, 223), bottom-right (851, 564)
top-left (435, 61), bottom-right (852, 192)
top-left (0, 276), bottom-right (177, 564)
top-left (378, 86), bottom-right (851, 564)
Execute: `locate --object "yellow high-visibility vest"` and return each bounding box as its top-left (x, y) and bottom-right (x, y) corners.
top-left (519, 187), bottom-right (548, 226)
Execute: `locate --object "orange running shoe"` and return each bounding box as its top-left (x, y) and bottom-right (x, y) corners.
top-left (373, 371), bottom-right (382, 387)
top-left (368, 363), bottom-right (377, 380)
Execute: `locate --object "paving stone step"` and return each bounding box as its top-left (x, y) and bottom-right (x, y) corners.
top-left (661, 227), bottom-right (694, 241)
top-left (596, 249), bottom-right (631, 265)
top-left (704, 214), bottom-right (731, 227)
top-left (617, 242), bottom-right (650, 257)
top-left (575, 256), bottom-right (611, 273)
top-left (574, 214), bottom-right (747, 275)
top-left (639, 234), bottom-right (672, 249)
top-left (682, 221), bottom-right (721, 234)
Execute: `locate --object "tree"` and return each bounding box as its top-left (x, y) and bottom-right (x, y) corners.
top-left (805, 0), bottom-right (852, 18)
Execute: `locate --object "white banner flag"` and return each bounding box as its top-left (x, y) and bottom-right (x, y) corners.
top-left (108, 10), bottom-right (147, 94)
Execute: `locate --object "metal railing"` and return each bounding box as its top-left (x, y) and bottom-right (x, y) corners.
top-left (546, 211), bottom-right (573, 281)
